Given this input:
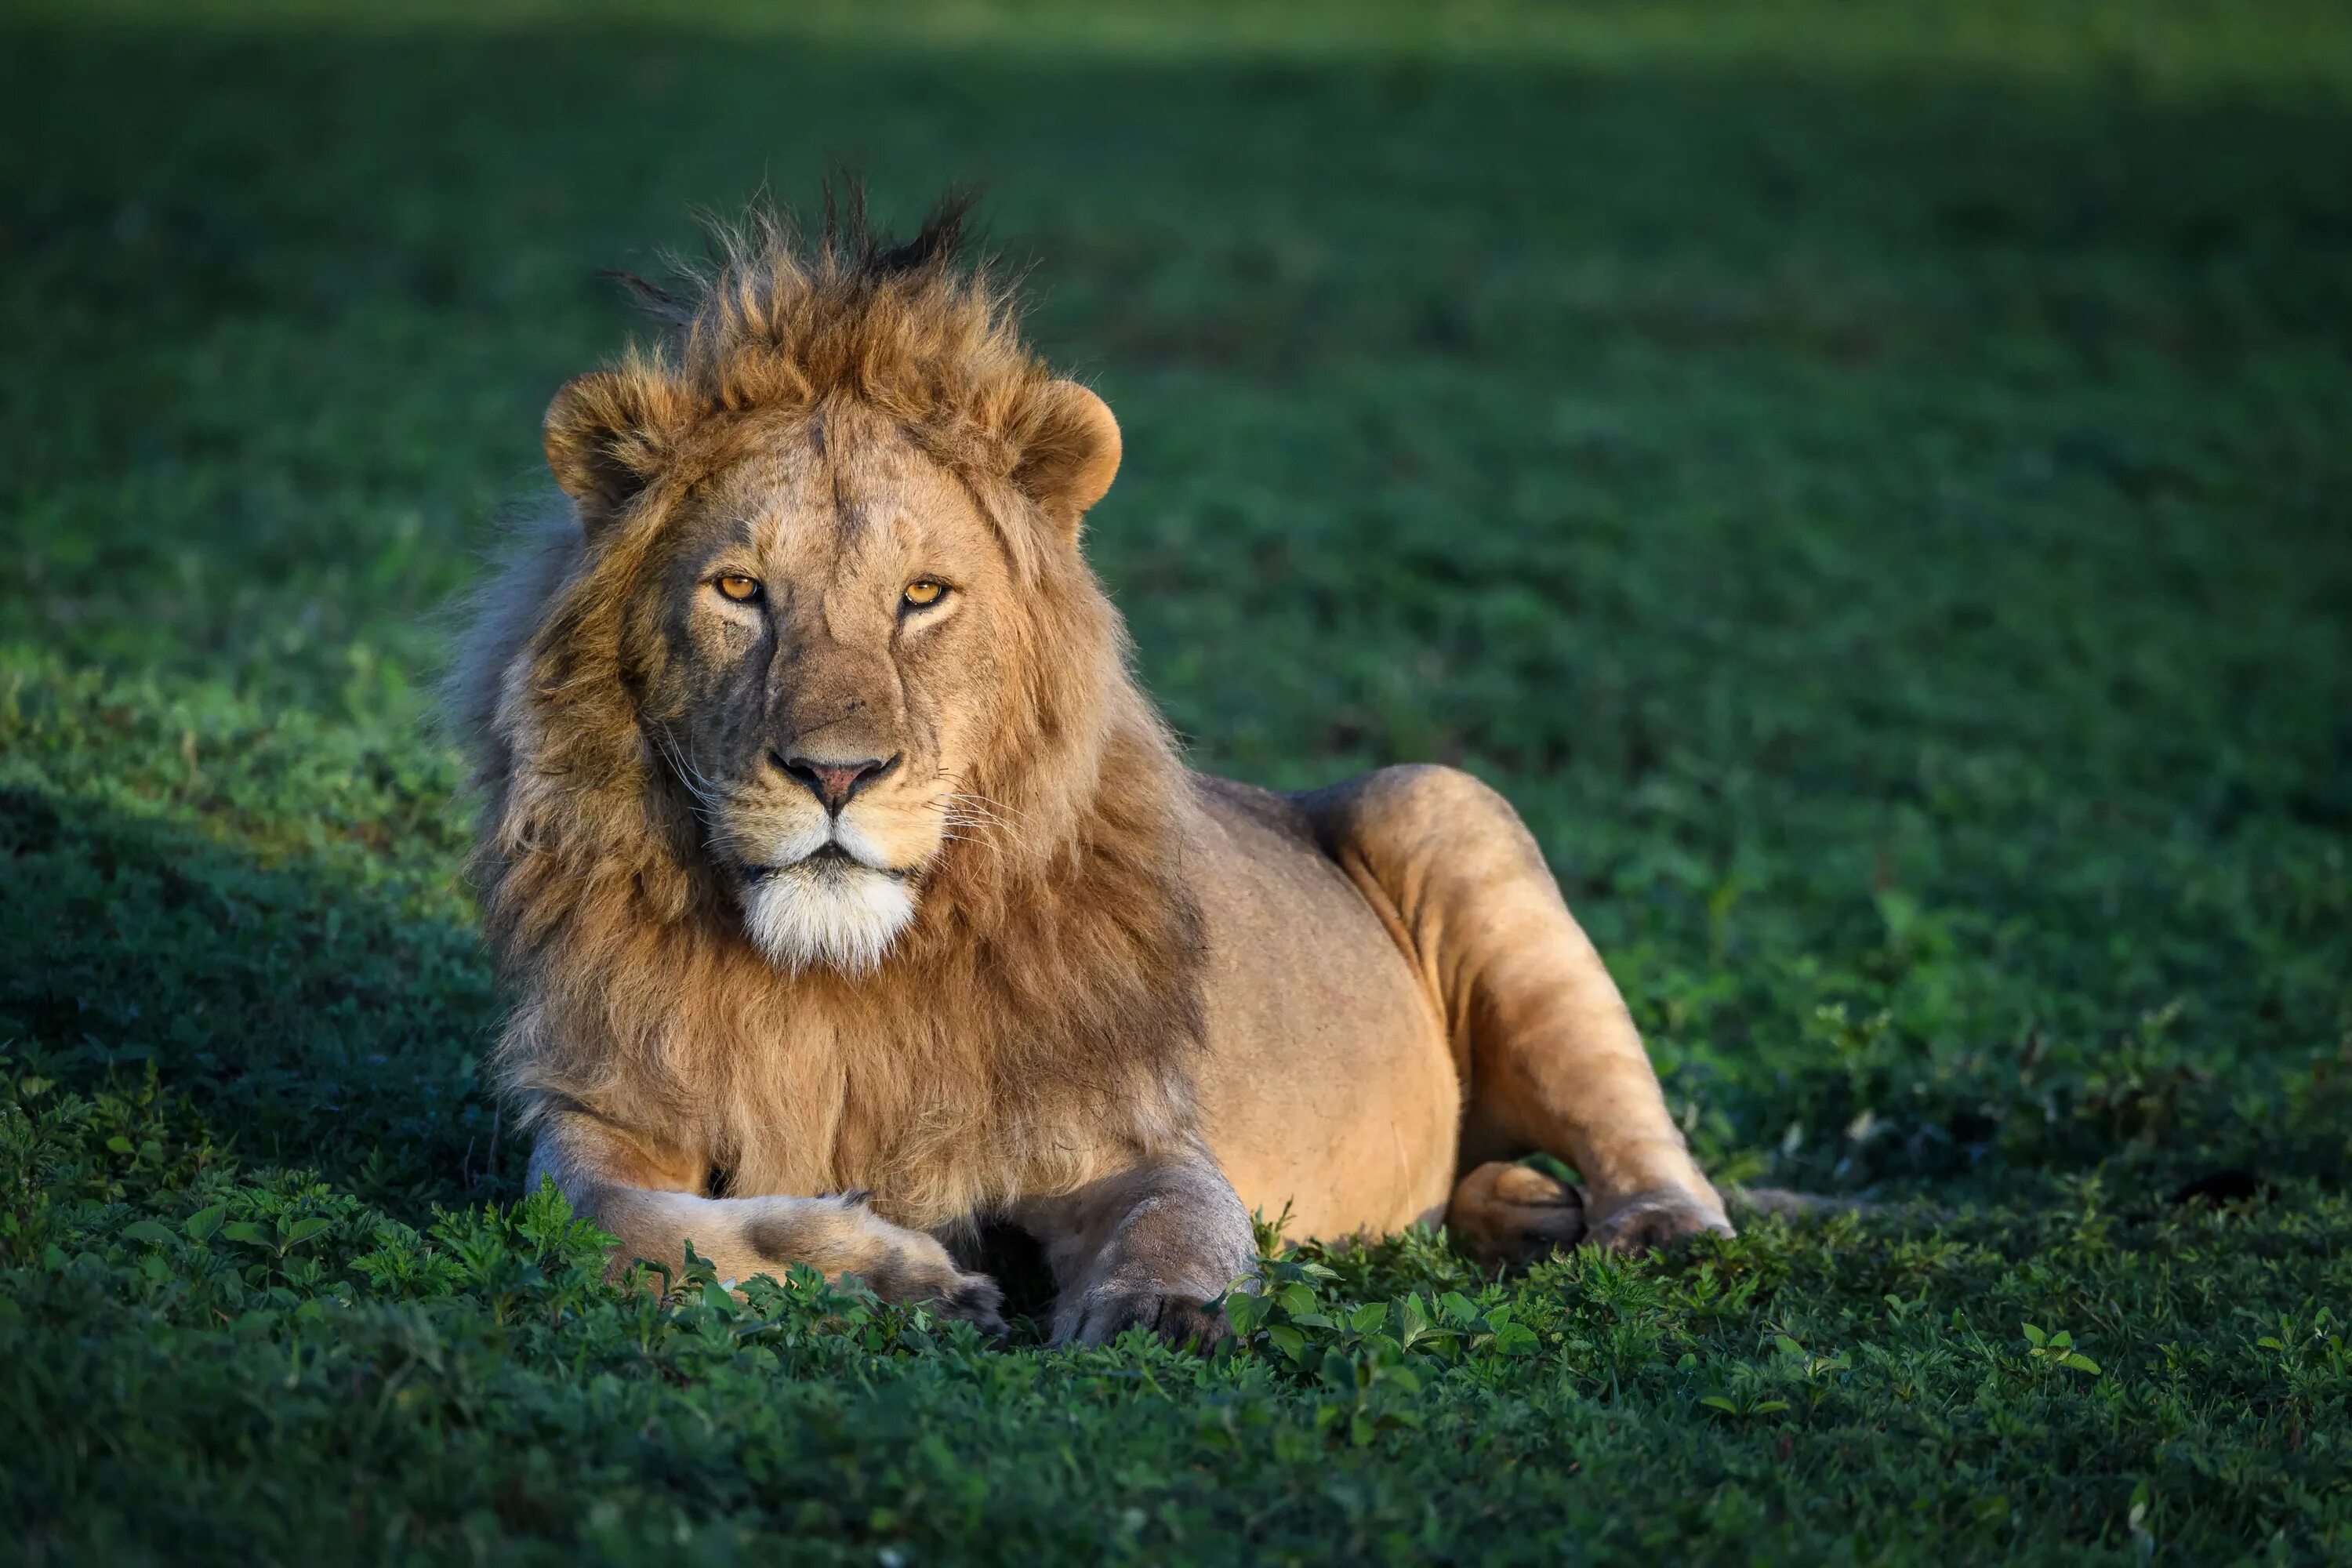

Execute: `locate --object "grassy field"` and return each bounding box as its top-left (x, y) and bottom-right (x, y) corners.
top-left (5, 2), bottom-right (2350, 1561)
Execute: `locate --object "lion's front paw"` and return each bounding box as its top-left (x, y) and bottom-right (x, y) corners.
top-left (877, 1261), bottom-right (1006, 1337)
top-left (1584, 1189), bottom-right (1734, 1254)
top-left (1065, 1287), bottom-right (1229, 1349)
top-left (853, 1237), bottom-right (1008, 1338)
top-left (924, 1271), bottom-right (1009, 1337)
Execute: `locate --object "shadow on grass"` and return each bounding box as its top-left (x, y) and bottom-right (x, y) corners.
top-left (0, 784), bottom-right (505, 1210)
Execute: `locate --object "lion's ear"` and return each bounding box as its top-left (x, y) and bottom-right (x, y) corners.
top-left (543, 368), bottom-right (685, 525)
top-left (1013, 380), bottom-right (1122, 535)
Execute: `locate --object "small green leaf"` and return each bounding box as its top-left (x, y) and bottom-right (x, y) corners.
top-left (2062, 1352), bottom-right (2101, 1374)
top-left (183, 1205), bottom-right (228, 1242)
top-left (1751, 1399), bottom-right (1791, 1414)
top-left (1490, 1323), bottom-right (1540, 1356)
top-left (221, 1221), bottom-right (273, 1247)
top-left (2021, 1323), bottom-right (2046, 1348)
top-left (1395, 1296), bottom-right (1430, 1346)
top-left (281, 1217), bottom-right (332, 1248)
top-left (1700, 1396), bottom-right (1739, 1414)
top-left (1438, 1290), bottom-right (1480, 1326)
top-left (1265, 1324), bottom-right (1306, 1360)
top-left (107, 1136), bottom-right (135, 1156)
top-left (1350, 1301), bottom-right (1392, 1334)
top-left (120, 1219), bottom-right (175, 1247)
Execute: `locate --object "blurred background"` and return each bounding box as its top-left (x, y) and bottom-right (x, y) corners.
top-left (4, 0), bottom-right (2349, 1204)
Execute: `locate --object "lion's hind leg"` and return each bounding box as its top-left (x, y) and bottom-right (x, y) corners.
top-left (1305, 764), bottom-right (1731, 1257)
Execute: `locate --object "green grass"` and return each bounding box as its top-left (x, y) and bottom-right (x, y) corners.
top-left (5, 2), bottom-right (2350, 1561)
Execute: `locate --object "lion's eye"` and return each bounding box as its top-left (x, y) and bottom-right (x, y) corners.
top-left (715, 575), bottom-right (762, 604)
top-left (902, 579), bottom-right (949, 610)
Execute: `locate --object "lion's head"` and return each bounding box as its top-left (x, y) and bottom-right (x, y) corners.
top-left (457, 194), bottom-right (1177, 984)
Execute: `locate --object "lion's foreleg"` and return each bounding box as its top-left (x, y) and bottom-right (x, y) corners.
top-left (526, 1114), bottom-right (1004, 1330)
top-left (1014, 1152), bottom-right (1256, 1347)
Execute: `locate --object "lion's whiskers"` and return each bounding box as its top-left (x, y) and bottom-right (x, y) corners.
top-left (946, 789), bottom-right (1026, 827)
top-left (653, 731), bottom-right (728, 833)
top-left (912, 788), bottom-right (1021, 862)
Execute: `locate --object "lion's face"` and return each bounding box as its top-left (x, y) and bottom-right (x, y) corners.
top-left (514, 239), bottom-right (1124, 975)
top-left (621, 407), bottom-right (1020, 971)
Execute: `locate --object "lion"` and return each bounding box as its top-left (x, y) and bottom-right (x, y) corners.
top-left (447, 191), bottom-right (1731, 1345)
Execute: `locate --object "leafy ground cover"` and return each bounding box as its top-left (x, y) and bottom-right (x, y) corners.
top-left (4, 2), bottom-right (2349, 1561)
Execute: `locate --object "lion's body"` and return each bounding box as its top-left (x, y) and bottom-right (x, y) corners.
top-left (1183, 777), bottom-right (1462, 1240)
top-left (452, 194), bottom-right (1727, 1342)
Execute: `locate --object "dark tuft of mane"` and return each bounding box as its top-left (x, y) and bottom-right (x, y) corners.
top-left (821, 176), bottom-right (979, 279)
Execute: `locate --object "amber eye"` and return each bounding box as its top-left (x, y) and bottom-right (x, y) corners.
top-left (715, 575), bottom-right (762, 604)
top-left (902, 579), bottom-right (949, 610)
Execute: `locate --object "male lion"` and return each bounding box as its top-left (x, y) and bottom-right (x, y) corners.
top-left (449, 194), bottom-right (1731, 1345)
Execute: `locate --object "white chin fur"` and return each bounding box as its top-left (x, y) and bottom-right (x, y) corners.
top-left (741, 862), bottom-right (916, 973)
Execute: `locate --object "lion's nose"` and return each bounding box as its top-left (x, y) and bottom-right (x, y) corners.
top-left (773, 750), bottom-right (900, 814)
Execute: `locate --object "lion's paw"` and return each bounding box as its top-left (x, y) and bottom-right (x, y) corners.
top-left (1065, 1287), bottom-right (1229, 1349)
top-left (922, 1271), bottom-right (1009, 1338)
top-left (1447, 1160), bottom-right (1588, 1270)
top-left (1584, 1188), bottom-right (1734, 1254)
top-left (855, 1240), bottom-right (1008, 1338)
